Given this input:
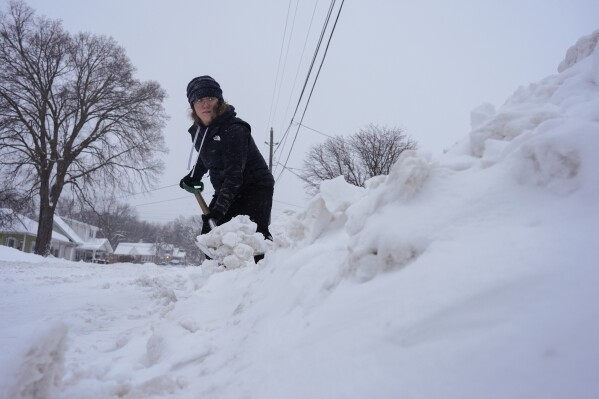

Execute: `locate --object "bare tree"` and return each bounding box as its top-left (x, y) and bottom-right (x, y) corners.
top-left (163, 215), bottom-right (205, 265)
top-left (56, 197), bottom-right (140, 249)
top-left (0, 187), bottom-right (34, 228)
top-left (300, 124), bottom-right (417, 194)
top-left (0, 1), bottom-right (168, 255)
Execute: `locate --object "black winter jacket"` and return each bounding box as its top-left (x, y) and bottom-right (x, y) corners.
top-left (187, 105), bottom-right (274, 216)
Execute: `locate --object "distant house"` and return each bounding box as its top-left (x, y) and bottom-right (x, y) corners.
top-left (0, 209), bottom-right (72, 257)
top-left (53, 215), bottom-right (113, 263)
top-left (169, 247), bottom-right (187, 265)
top-left (0, 209), bottom-right (113, 262)
top-left (113, 242), bottom-right (186, 265)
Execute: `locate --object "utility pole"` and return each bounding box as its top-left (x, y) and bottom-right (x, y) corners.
top-left (269, 127), bottom-right (274, 172)
top-left (262, 126), bottom-right (278, 173)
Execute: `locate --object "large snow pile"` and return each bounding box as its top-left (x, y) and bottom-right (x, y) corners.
top-left (1, 31), bottom-right (598, 399)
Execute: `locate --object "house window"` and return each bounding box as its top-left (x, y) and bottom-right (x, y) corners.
top-left (7, 237), bottom-right (16, 248)
top-left (31, 241), bottom-right (36, 253)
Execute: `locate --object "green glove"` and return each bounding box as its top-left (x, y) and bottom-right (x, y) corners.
top-left (179, 177), bottom-right (204, 193)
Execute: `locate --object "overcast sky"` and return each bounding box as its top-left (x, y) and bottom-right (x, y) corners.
top-left (7, 0), bottom-right (599, 223)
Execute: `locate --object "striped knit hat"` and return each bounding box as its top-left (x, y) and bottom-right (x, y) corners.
top-left (186, 76), bottom-right (223, 105)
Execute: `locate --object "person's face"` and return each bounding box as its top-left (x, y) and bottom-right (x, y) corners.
top-left (193, 97), bottom-right (219, 125)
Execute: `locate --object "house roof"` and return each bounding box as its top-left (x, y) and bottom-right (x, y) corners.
top-left (0, 209), bottom-right (70, 243)
top-left (53, 215), bottom-right (113, 253)
top-left (61, 216), bottom-right (99, 232)
top-left (113, 243), bottom-right (185, 258)
top-left (172, 248), bottom-right (186, 258)
top-left (114, 242), bottom-right (156, 256)
top-left (78, 238), bottom-right (114, 253)
top-left (53, 215), bottom-right (84, 244)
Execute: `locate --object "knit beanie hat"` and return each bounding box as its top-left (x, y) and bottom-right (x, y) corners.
top-left (186, 76), bottom-right (223, 105)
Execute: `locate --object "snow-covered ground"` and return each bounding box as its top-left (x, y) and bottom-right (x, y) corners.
top-left (1, 30), bottom-right (599, 399)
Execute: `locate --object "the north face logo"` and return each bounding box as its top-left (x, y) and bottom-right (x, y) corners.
top-left (213, 135), bottom-right (221, 141)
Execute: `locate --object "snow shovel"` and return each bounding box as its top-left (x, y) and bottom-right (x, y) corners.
top-left (193, 190), bottom-right (268, 263)
top-left (193, 190), bottom-right (220, 259)
top-left (194, 190), bottom-right (216, 230)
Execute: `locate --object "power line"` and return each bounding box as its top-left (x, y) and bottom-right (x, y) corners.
top-left (273, 0), bottom-right (339, 174)
top-left (277, 0), bottom-right (337, 150)
top-left (104, 184), bottom-right (179, 201)
top-left (279, 0), bottom-right (321, 135)
top-left (276, 0), bottom-right (345, 182)
top-left (285, 0), bottom-right (345, 158)
top-left (132, 195), bottom-right (196, 208)
top-left (273, 161), bottom-right (306, 181)
top-left (296, 122), bottom-right (335, 138)
top-left (273, 198), bottom-right (302, 209)
top-left (271, 0), bottom-right (301, 134)
top-left (266, 0), bottom-right (294, 136)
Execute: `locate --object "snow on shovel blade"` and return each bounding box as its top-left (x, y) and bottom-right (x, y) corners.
top-left (195, 215), bottom-right (271, 266)
top-left (195, 239), bottom-right (221, 260)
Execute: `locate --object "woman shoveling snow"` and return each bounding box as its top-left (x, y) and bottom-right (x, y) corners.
top-left (179, 76), bottom-right (275, 263)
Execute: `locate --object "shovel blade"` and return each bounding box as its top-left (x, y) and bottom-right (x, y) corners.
top-left (195, 240), bottom-right (220, 260)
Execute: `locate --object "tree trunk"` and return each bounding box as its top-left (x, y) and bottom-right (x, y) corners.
top-left (35, 177), bottom-right (62, 257)
top-left (35, 194), bottom-right (54, 256)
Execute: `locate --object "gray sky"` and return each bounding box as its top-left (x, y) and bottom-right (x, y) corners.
top-left (9, 0), bottom-right (599, 223)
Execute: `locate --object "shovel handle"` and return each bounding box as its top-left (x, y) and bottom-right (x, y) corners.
top-left (194, 191), bottom-right (217, 229)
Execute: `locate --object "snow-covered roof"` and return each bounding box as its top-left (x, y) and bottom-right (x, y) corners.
top-left (60, 216), bottom-right (99, 232)
top-left (78, 238), bottom-right (113, 253)
top-left (113, 242), bottom-right (156, 256)
top-left (1, 209), bottom-right (70, 242)
top-left (53, 215), bottom-right (84, 244)
top-left (172, 248), bottom-right (186, 258)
